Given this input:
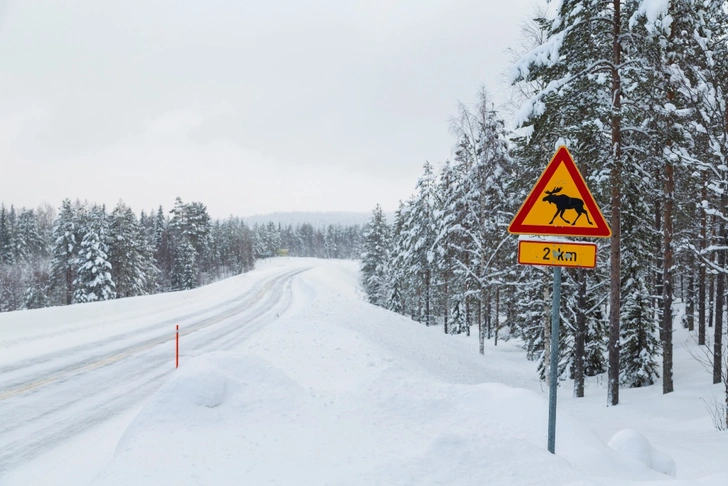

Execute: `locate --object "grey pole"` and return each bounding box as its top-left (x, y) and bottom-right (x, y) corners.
top-left (548, 265), bottom-right (561, 454)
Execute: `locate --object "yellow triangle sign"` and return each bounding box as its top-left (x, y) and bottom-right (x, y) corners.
top-left (508, 146), bottom-right (611, 238)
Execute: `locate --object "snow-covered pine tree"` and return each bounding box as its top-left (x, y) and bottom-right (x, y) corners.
top-left (510, 0), bottom-right (645, 405)
top-left (620, 256), bottom-right (660, 387)
top-left (108, 201), bottom-right (158, 298)
top-left (449, 296), bottom-right (467, 336)
top-left (0, 206), bottom-right (12, 264)
top-left (50, 199), bottom-right (78, 305)
top-left (184, 201), bottom-right (212, 256)
top-left (361, 204), bottom-right (390, 307)
top-left (5, 206), bottom-right (18, 265)
top-left (208, 220), bottom-right (224, 279)
top-left (23, 267), bottom-right (50, 310)
top-left (472, 91), bottom-right (515, 346)
top-left (624, 0), bottom-right (714, 395)
top-left (448, 107), bottom-right (482, 336)
top-left (0, 265), bottom-right (22, 311)
top-left (402, 162), bottom-right (438, 326)
top-left (583, 287), bottom-right (608, 378)
top-left (73, 204), bottom-right (116, 303)
top-left (265, 221), bottom-right (281, 257)
top-left (668, 0), bottom-right (728, 389)
top-left (15, 209), bottom-right (46, 263)
top-left (252, 224), bottom-right (268, 258)
top-left (171, 237), bottom-right (198, 291)
top-left (448, 89), bottom-right (516, 343)
top-left (325, 225), bottom-right (337, 259)
top-left (239, 221), bottom-right (256, 271)
top-left (153, 206), bottom-right (172, 289)
top-left (168, 198), bottom-right (211, 287)
top-left (386, 202), bottom-right (410, 315)
top-left (433, 160), bottom-right (460, 334)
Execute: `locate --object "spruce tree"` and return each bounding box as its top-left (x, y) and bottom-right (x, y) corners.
top-left (0, 206), bottom-right (12, 264)
top-left (108, 201), bottom-right (158, 298)
top-left (73, 205), bottom-right (116, 303)
top-left (620, 262), bottom-right (660, 387)
top-left (403, 162), bottom-right (438, 326)
top-left (15, 209), bottom-right (45, 262)
top-left (433, 160), bottom-right (459, 334)
top-left (361, 204), bottom-right (390, 307)
top-left (386, 202), bottom-right (410, 315)
top-left (171, 238), bottom-right (198, 291)
top-left (50, 199), bottom-right (78, 305)
top-left (511, 0), bottom-right (643, 405)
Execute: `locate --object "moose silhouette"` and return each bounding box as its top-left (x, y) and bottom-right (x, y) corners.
top-left (542, 186), bottom-right (593, 226)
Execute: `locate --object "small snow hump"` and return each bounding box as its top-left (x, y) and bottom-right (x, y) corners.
top-left (607, 428), bottom-right (676, 478)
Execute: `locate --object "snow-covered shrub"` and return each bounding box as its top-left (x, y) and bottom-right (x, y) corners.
top-left (607, 428), bottom-right (676, 477)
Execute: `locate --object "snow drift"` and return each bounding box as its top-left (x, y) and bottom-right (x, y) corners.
top-left (91, 261), bottom-right (705, 485)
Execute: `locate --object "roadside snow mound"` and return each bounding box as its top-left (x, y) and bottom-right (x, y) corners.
top-left (95, 350), bottom-right (668, 486)
top-left (93, 261), bottom-right (701, 485)
top-left (608, 428), bottom-right (676, 478)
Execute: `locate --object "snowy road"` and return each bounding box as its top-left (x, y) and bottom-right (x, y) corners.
top-left (0, 263), bottom-right (308, 475)
top-left (3, 259), bottom-right (728, 485)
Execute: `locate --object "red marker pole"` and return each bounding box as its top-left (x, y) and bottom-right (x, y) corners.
top-left (176, 325), bottom-right (179, 369)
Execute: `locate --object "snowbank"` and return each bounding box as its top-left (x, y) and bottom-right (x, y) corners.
top-left (608, 429), bottom-right (676, 478)
top-left (92, 261), bottom-right (691, 485)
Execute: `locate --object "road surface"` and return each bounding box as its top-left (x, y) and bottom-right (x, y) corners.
top-left (0, 264), bottom-right (308, 475)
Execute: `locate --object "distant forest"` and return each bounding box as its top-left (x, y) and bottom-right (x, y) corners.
top-left (0, 198), bottom-right (363, 313)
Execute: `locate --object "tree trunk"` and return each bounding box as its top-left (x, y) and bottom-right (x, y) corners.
top-left (465, 297), bottom-right (471, 336)
top-left (687, 259), bottom-right (695, 332)
top-left (663, 161), bottom-right (674, 394)
top-left (699, 260), bottom-right (707, 343)
top-left (487, 292), bottom-right (492, 340)
top-left (508, 288), bottom-right (515, 335)
top-left (479, 316), bottom-right (485, 355)
top-left (65, 267), bottom-right (73, 305)
top-left (714, 216), bottom-right (725, 385)
top-left (478, 298), bottom-right (482, 341)
top-left (494, 286), bottom-right (500, 347)
top-left (608, 0), bottom-right (622, 407)
top-left (725, 366), bottom-right (728, 430)
top-left (709, 267), bottom-right (715, 329)
top-left (443, 279), bottom-right (449, 334)
top-left (425, 269), bottom-right (431, 327)
top-left (574, 268), bottom-right (586, 398)
top-left (699, 176), bottom-right (708, 344)
top-left (479, 291), bottom-right (485, 354)
top-left (655, 196), bottom-right (663, 325)
top-left (710, 216), bottom-right (717, 330)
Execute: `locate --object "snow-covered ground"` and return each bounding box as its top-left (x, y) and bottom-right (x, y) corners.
top-left (1, 258), bottom-right (727, 485)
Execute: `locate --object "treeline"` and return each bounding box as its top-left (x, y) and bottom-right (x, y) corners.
top-left (0, 198), bottom-right (363, 312)
top-left (362, 0), bottom-right (728, 422)
top-left (279, 223), bottom-right (363, 259)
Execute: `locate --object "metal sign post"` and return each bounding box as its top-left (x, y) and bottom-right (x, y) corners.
top-left (509, 146), bottom-right (611, 455)
top-left (547, 266), bottom-right (561, 454)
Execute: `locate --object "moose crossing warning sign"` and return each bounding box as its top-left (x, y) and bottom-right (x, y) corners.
top-left (508, 146), bottom-right (611, 238)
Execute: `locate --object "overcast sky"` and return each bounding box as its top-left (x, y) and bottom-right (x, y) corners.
top-left (1, 0), bottom-right (539, 218)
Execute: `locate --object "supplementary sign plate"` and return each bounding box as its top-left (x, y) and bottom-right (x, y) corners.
top-left (518, 240), bottom-right (597, 268)
top-left (509, 146), bottom-right (611, 238)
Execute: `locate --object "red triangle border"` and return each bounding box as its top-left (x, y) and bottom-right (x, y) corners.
top-left (508, 146), bottom-right (611, 238)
